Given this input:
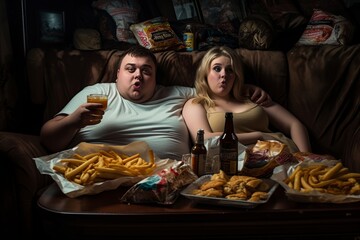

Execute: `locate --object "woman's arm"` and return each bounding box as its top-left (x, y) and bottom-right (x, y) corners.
top-left (262, 103), bottom-right (312, 152)
top-left (182, 98), bottom-right (220, 143)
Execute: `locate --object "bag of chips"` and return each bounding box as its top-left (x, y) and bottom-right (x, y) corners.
top-left (130, 17), bottom-right (186, 52)
top-left (120, 161), bottom-right (198, 205)
top-left (297, 9), bottom-right (354, 45)
top-left (239, 140), bottom-right (297, 178)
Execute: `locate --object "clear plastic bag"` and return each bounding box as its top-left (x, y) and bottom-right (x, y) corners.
top-left (120, 161), bottom-right (198, 205)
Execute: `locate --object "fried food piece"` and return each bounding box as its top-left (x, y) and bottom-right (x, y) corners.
top-left (246, 179), bottom-right (263, 190)
top-left (251, 191), bottom-right (269, 199)
top-left (248, 191), bottom-right (268, 202)
top-left (350, 183), bottom-right (360, 195)
top-left (228, 175), bottom-right (257, 183)
top-left (211, 170), bottom-right (229, 182)
top-left (225, 192), bottom-right (248, 200)
top-left (223, 180), bottom-right (246, 195)
top-left (200, 179), bottom-right (226, 191)
top-left (192, 188), bottom-right (223, 197)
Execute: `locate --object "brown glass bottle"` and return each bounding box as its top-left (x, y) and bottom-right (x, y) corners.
top-left (191, 129), bottom-right (207, 176)
top-left (219, 112), bottom-right (238, 176)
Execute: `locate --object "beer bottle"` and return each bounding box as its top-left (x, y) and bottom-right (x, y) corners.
top-left (183, 24), bottom-right (194, 52)
top-left (219, 112), bottom-right (238, 176)
top-left (191, 129), bottom-right (207, 176)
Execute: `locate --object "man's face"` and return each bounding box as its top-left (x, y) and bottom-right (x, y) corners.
top-left (116, 54), bottom-right (157, 103)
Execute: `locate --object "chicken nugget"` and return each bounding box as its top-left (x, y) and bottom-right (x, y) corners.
top-left (229, 175), bottom-right (256, 183)
top-left (251, 191), bottom-right (268, 200)
top-left (193, 188), bottom-right (223, 197)
top-left (211, 170), bottom-right (229, 182)
top-left (200, 179), bottom-right (226, 191)
top-left (225, 192), bottom-right (248, 200)
top-left (246, 179), bottom-right (263, 190)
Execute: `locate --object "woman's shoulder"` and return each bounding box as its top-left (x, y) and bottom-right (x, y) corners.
top-left (184, 97), bottom-right (206, 110)
top-left (184, 97), bottom-right (198, 106)
top-left (186, 96), bottom-right (197, 101)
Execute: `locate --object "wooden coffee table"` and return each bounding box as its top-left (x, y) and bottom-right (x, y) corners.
top-left (37, 182), bottom-right (360, 240)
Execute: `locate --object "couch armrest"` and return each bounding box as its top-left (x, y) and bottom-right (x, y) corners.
top-left (0, 132), bottom-right (53, 237)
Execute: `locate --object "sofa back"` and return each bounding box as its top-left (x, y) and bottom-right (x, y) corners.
top-left (26, 48), bottom-right (289, 125)
top-left (287, 45), bottom-right (360, 171)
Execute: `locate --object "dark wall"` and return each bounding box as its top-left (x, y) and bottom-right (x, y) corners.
top-left (3, 0), bottom-right (174, 134)
top-left (4, 0), bottom-right (94, 133)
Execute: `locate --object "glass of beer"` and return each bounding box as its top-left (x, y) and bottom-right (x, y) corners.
top-left (87, 94), bottom-right (108, 111)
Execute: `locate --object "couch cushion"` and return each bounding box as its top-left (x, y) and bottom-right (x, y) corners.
top-left (236, 48), bottom-right (288, 106)
top-left (287, 45), bottom-right (360, 169)
top-left (155, 50), bottom-right (204, 87)
top-left (155, 49), bottom-right (288, 106)
top-left (26, 48), bottom-right (121, 123)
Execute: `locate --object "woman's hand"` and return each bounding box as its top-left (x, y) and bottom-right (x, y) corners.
top-left (245, 84), bottom-right (273, 107)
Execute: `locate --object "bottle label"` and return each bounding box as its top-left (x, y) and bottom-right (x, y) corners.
top-left (183, 32), bottom-right (194, 52)
top-left (198, 154), bottom-right (206, 176)
top-left (220, 149), bottom-right (238, 175)
top-left (191, 153), bottom-right (206, 176)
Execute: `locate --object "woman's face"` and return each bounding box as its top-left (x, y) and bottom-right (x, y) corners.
top-left (207, 56), bottom-right (235, 99)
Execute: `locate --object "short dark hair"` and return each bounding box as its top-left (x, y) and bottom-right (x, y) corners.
top-left (119, 45), bottom-right (157, 69)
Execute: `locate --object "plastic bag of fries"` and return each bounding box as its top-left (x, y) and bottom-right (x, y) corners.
top-left (271, 159), bottom-right (360, 203)
top-left (34, 141), bottom-right (177, 198)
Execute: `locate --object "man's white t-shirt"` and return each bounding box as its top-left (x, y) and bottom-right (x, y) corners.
top-left (59, 83), bottom-right (196, 160)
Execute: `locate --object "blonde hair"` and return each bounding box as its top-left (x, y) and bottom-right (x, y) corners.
top-left (192, 46), bottom-right (246, 109)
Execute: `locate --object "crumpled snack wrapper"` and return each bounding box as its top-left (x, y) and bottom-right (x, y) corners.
top-left (271, 159), bottom-right (360, 203)
top-left (292, 151), bottom-right (335, 162)
top-left (120, 160), bottom-right (198, 205)
top-left (34, 141), bottom-right (177, 198)
top-left (238, 140), bottom-right (297, 178)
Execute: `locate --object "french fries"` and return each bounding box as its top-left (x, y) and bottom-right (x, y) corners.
top-left (284, 162), bottom-right (360, 195)
top-left (52, 149), bottom-right (156, 185)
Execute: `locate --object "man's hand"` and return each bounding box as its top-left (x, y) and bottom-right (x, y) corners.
top-left (79, 103), bottom-right (105, 127)
top-left (245, 84), bottom-right (273, 107)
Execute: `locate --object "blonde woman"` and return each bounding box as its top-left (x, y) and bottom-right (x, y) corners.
top-left (182, 46), bottom-right (311, 153)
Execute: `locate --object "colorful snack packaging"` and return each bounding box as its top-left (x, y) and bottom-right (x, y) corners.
top-left (120, 160), bottom-right (198, 205)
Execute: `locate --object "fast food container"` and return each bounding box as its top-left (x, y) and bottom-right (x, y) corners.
top-left (271, 159), bottom-right (360, 203)
top-left (34, 141), bottom-right (177, 198)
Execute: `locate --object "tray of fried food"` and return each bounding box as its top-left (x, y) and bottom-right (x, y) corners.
top-left (271, 159), bottom-right (360, 203)
top-left (181, 170), bottom-right (278, 208)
